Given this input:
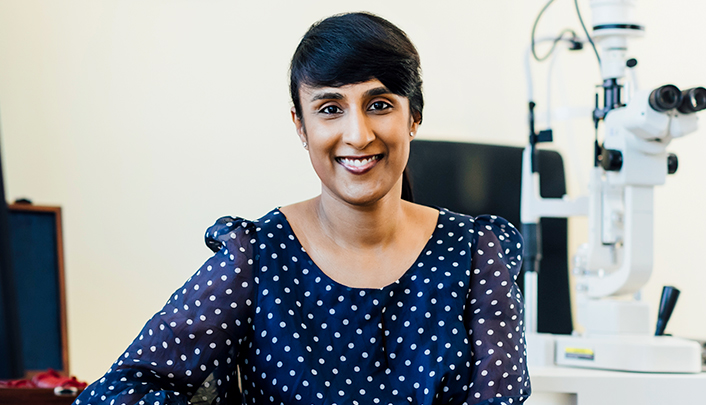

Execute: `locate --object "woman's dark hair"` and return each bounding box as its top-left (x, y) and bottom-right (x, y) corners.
top-left (290, 12), bottom-right (423, 202)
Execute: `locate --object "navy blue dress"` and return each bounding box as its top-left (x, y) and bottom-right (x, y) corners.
top-left (75, 208), bottom-right (530, 405)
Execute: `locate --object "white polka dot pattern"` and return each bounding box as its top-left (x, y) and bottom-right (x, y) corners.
top-left (74, 209), bottom-right (530, 405)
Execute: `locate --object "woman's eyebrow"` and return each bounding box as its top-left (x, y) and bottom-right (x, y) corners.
top-left (310, 91), bottom-right (343, 102)
top-left (364, 86), bottom-right (393, 98)
top-left (309, 86), bottom-right (393, 102)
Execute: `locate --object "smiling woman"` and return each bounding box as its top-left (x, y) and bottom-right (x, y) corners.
top-left (293, 80), bottom-right (416, 208)
top-left (73, 12), bottom-right (530, 405)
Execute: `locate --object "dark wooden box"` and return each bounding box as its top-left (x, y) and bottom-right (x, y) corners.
top-left (6, 204), bottom-right (69, 376)
top-left (0, 204), bottom-right (80, 404)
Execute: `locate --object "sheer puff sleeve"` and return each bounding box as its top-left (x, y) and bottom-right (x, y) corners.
top-left (464, 215), bottom-right (530, 405)
top-left (74, 217), bottom-right (257, 405)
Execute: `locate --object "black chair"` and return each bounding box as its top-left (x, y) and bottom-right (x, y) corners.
top-left (408, 140), bottom-right (572, 334)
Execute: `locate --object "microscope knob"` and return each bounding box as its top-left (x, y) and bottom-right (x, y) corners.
top-left (655, 286), bottom-right (680, 336)
top-left (667, 153), bottom-right (679, 174)
top-left (599, 148), bottom-right (623, 171)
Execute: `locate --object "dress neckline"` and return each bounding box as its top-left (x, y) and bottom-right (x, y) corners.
top-left (272, 207), bottom-right (444, 291)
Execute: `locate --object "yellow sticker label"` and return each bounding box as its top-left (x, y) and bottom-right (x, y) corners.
top-left (565, 347), bottom-right (594, 360)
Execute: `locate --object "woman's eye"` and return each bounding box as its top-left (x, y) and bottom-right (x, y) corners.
top-left (369, 101), bottom-right (391, 111)
top-left (320, 105), bottom-right (342, 115)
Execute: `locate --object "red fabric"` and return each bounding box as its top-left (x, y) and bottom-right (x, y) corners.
top-left (0, 378), bottom-right (34, 388)
top-left (0, 369), bottom-right (87, 389)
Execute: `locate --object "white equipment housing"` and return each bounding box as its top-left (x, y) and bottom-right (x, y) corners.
top-left (522, 0), bottom-right (703, 374)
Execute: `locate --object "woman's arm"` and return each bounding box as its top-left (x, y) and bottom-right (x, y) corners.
top-left (74, 218), bottom-right (257, 405)
top-left (463, 215), bottom-right (530, 405)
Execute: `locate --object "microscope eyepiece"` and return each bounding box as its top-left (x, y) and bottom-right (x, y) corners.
top-left (648, 84), bottom-right (682, 112)
top-left (677, 87), bottom-right (706, 114)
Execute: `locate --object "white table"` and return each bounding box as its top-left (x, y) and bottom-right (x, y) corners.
top-left (526, 366), bottom-right (706, 404)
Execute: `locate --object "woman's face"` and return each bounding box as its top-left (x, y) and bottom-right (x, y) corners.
top-left (292, 79), bottom-right (419, 207)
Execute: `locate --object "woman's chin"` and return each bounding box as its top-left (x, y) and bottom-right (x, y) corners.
top-left (327, 184), bottom-right (400, 208)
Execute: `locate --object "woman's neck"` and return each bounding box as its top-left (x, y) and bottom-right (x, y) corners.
top-left (279, 187), bottom-right (439, 289)
top-left (314, 190), bottom-right (406, 250)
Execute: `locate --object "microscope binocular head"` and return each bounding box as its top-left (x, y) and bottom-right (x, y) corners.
top-left (677, 87), bottom-right (706, 114)
top-left (648, 84), bottom-right (706, 114)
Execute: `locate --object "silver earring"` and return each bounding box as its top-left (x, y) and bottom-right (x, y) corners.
top-left (302, 141), bottom-right (308, 149)
top-left (410, 132), bottom-right (415, 138)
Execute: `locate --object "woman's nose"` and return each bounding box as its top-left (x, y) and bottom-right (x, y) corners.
top-left (342, 109), bottom-right (375, 149)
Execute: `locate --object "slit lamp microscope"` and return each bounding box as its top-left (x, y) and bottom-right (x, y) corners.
top-left (521, 0), bottom-right (705, 373)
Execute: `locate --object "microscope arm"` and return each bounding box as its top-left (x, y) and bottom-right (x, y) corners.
top-left (582, 182), bottom-right (653, 297)
top-left (520, 146), bottom-right (589, 223)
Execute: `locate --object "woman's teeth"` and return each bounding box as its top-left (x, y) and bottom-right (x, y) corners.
top-left (339, 155), bottom-right (380, 167)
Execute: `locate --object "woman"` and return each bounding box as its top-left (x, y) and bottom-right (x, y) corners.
top-left (74, 12), bottom-right (530, 405)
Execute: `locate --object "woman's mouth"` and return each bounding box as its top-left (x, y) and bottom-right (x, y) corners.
top-left (336, 154), bottom-right (382, 174)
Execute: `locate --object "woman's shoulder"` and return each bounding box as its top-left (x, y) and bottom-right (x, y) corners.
top-left (204, 208), bottom-right (283, 253)
top-left (446, 209), bottom-right (523, 277)
top-left (436, 208), bottom-right (523, 249)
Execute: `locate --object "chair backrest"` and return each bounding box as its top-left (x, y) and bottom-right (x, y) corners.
top-left (408, 140), bottom-right (572, 334)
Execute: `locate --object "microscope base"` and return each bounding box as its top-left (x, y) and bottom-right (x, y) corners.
top-left (553, 333), bottom-right (702, 373)
top-left (526, 332), bottom-right (557, 368)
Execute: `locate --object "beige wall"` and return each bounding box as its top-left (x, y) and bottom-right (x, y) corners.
top-left (0, 0), bottom-right (704, 382)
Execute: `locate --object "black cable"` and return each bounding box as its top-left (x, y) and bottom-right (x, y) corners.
top-left (0, 142), bottom-right (24, 378)
top-left (531, 0), bottom-right (580, 62)
top-left (531, 0), bottom-right (557, 61)
top-left (574, 0), bottom-right (601, 68)
top-left (533, 29), bottom-right (579, 62)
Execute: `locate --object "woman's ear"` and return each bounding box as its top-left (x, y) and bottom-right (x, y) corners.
top-left (291, 107), bottom-right (307, 145)
top-left (409, 112), bottom-right (421, 138)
